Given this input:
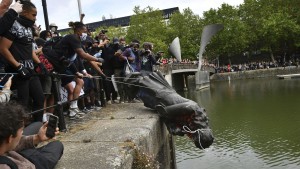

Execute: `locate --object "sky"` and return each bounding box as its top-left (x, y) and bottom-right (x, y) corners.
top-left (30, 0), bottom-right (244, 30)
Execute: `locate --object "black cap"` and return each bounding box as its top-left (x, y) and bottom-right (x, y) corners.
top-left (112, 37), bottom-right (119, 44)
top-left (35, 38), bottom-right (46, 47)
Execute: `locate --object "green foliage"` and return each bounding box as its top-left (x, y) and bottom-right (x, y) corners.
top-left (91, 1), bottom-right (300, 64)
top-left (93, 26), bottom-right (127, 39)
top-left (167, 8), bottom-right (203, 59)
top-left (126, 6), bottom-right (168, 53)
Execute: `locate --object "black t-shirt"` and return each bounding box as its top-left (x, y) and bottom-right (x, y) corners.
top-left (111, 44), bottom-right (124, 69)
top-left (101, 45), bottom-right (115, 70)
top-left (55, 34), bottom-right (82, 58)
top-left (3, 20), bottom-right (34, 71)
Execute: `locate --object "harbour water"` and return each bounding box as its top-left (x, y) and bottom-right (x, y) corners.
top-left (176, 78), bottom-right (300, 169)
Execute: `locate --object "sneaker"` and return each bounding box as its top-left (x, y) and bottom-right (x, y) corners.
top-left (91, 105), bottom-right (102, 111)
top-left (107, 100), bottom-right (112, 105)
top-left (70, 108), bottom-right (85, 115)
top-left (112, 100), bottom-right (119, 104)
top-left (81, 107), bottom-right (91, 114)
top-left (69, 110), bottom-right (77, 120)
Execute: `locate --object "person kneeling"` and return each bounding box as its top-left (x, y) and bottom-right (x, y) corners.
top-left (0, 102), bottom-right (64, 169)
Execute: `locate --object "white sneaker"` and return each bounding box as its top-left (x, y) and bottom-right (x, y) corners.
top-left (107, 100), bottom-right (112, 105)
top-left (69, 110), bottom-right (77, 120)
top-left (70, 108), bottom-right (85, 115)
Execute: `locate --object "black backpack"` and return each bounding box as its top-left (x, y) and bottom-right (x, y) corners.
top-left (42, 36), bottom-right (67, 73)
top-left (0, 156), bottom-right (18, 169)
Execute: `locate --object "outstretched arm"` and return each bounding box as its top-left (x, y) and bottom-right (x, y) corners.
top-left (75, 48), bottom-right (103, 62)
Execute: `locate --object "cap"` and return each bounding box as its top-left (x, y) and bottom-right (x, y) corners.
top-left (35, 38), bottom-right (46, 47)
top-left (112, 37), bottom-right (119, 44)
top-left (49, 23), bottom-right (58, 28)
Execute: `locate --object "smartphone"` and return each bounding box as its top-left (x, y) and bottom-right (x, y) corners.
top-left (0, 74), bottom-right (12, 86)
top-left (46, 114), bottom-right (59, 138)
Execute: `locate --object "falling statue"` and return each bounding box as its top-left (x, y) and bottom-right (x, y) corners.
top-left (124, 71), bottom-right (213, 149)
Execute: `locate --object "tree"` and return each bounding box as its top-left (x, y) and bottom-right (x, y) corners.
top-left (167, 8), bottom-right (203, 60)
top-left (202, 4), bottom-right (251, 64)
top-left (126, 6), bottom-right (168, 53)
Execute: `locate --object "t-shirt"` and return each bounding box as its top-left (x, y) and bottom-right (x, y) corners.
top-left (55, 34), bottom-right (82, 59)
top-left (101, 45), bottom-right (115, 70)
top-left (2, 20), bottom-right (34, 71)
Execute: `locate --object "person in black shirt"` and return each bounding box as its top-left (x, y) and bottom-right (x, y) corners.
top-left (137, 42), bottom-right (156, 75)
top-left (100, 36), bottom-right (118, 104)
top-left (54, 21), bottom-right (103, 118)
top-left (0, 1), bottom-right (46, 122)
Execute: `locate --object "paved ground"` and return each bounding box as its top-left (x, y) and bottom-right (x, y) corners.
top-left (54, 102), bottom-right (162, 169)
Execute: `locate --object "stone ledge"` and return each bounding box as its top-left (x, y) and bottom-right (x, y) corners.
top-left (55, 103), bottom-right (170, 169)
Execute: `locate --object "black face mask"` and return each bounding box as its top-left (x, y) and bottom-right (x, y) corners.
top-left (17, 15), bottom-right (35, 28)
top-left (113, 44), bottom-right (119, 49)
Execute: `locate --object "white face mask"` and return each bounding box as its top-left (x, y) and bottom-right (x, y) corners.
top-left (50, 27), bottom-right (56, 32)
top-left (46, 37), bottom-right (51, 41)
top-left (80, 33), bottom-right (88, 41)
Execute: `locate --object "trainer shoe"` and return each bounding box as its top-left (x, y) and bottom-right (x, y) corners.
top-left (70, 107), bottom-right (85, 115)
top-left (81, 107), bottom-right (91, 114)
top-left (107, 100), bottom-right (112, 105)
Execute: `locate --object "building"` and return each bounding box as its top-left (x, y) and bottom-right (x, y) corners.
top-left (58, 7), bottom-right (179, 33)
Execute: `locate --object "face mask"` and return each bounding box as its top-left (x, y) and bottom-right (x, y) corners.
top-left (50, 27), bottom-right (56, 32)
top-left (80, 33), bottom-right (88, 41)
top-left (46, 37), bottom-right (51, 41)
top-left (17, 15), bottom-right (35, 28)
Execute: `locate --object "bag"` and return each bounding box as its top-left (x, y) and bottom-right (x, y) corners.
top-left (43, 36), bottom-right (63, 51)
top-left (0, 156), bottom-right (18, 169)
top-left (124, 58), bottom-right (134, 76)
top-left (35, 54), bottom-right (54, 73)
top-left (42, 36), bottom-right (67, 73)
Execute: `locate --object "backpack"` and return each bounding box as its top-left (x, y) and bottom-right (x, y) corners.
top-left (42, 36), bottom-right (67, 73)
top-left (0, 156), bottom-right (18, 169)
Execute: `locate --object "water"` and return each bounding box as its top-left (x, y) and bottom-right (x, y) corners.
top-left (176, 78), bottom-right (300, 169)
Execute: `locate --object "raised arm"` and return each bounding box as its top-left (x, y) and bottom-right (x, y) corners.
top-left (0, 0), bottom-right (13, 17)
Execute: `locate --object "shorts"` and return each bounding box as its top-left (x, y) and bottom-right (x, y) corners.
top-left (83, 77), bottom-right (94, 93)
top-left (40, 76), bottom-right (53, 95)
top-left (60, 70), bottom-right (75, 87)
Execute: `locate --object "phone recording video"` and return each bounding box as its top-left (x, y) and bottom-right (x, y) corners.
top-left (46, 114), bottom-right (59, 138)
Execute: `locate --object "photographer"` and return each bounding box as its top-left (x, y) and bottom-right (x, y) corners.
top-left (137, 42), bottom-right (156, 75)
top-left (0, 102), bottom-right (63, 169)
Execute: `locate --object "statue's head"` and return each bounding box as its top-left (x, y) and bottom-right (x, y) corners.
top-left (157, 102), bottom-right (214, 149)
top-left (184, 106), bottom-right (214, 149)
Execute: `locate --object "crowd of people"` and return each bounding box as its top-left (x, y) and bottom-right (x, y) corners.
top-left (0, 1), bottom-right (166, 168)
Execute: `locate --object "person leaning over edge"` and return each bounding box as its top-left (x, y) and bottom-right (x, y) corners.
top-left (0, 102), bottom-right (64, 169)
top-left (53, 21), bottom-right (103, 119)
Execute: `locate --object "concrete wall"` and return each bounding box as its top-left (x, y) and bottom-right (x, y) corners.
top-left (210, 67), bottom-right (300, 82)
top-left (55, 104), bottom-right (175, 169)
